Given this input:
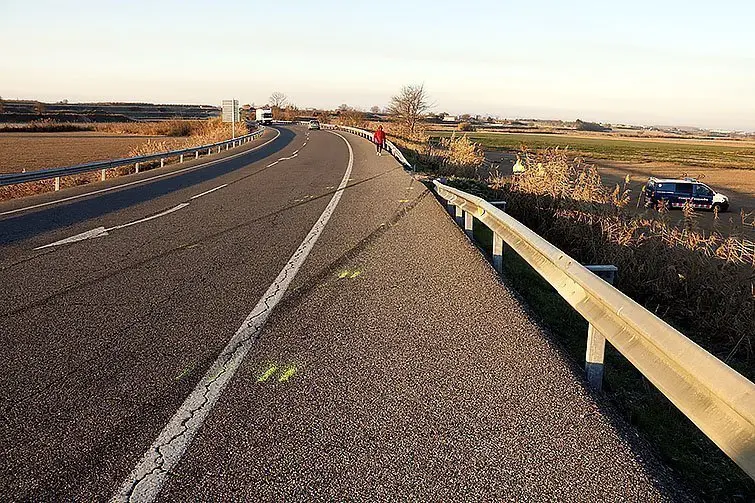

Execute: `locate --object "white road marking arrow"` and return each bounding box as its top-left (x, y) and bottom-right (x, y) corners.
top-left (34, 203), bottom-right (190, 250)
top-left (34, 227), bottom-right (109, 250)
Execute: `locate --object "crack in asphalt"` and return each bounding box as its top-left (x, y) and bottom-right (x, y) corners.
top-left (0, 167), bottom-right (401, 321)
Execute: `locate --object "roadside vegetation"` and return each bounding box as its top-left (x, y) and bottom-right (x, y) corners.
top-left (431, 130), bottom-right (755, 169)
top-left (380, 92), bottom-right (754, 497)
top-left (0, 118), bottom-right (249, 202)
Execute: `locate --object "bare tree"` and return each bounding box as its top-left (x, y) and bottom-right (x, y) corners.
top-left (35, 101), bottom-right (46, 115)
top-left (269, 92), bottom-right (287, 108)
top-left (370, 105), bottom-right (380, 114)
top-left (388, 83), bottom-right (433, 136)
top-left (0, 96), bottom-right (4, 114)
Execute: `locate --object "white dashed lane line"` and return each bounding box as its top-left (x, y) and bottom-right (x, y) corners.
top-left (190, 184), bottom-right (227, 200)
top-left (35, 180), bottom-right (230, 250)
top-left (1, 129), bottom-right (281, 218)
top-left (34, 203), bottom-right (191, 250)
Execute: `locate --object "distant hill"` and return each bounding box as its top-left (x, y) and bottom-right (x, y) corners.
top-left (0, 100), bottom-right (221, 123)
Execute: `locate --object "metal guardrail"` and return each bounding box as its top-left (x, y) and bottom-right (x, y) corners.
top-left (0, 127), bottom-right (267, 190)
top-left (434, 180), bottom-right (755, 480)
top-left (322, 124), bottom-right (413, 169)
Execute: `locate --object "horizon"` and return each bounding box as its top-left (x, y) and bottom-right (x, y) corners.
top-left (3, 96), bottom-right (753, 133)
top-left (2, 0), bottom-right (754, 132)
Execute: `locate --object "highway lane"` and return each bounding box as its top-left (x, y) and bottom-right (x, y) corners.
top-left (0, 126), bottom-right (286, 245)
top-left (158, 131), bottom-right (687, 501)
top-left (0, 126), bottom-right (687, 501)
top-left (0, 125), bottom-right (352, 499)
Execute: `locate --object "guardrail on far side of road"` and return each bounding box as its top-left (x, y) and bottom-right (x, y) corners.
top-left (321, 123), bottom-right (413, 169)
top-left (0, 127), bottom-right (267, 191)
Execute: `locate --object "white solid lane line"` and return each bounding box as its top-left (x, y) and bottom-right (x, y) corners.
top-left (0, 129), bottom-right (281, 218)
top-left (112, 131), bottom-right (355, 503)
top-left (266, 161), bottom-right (279, 167)
top-left (190, 184), bottom-right (227, 200)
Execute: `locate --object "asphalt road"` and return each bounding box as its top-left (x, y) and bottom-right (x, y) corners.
top-left (0, 126), bottom-right (686, 500)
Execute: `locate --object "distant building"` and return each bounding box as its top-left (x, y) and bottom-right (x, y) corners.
top-left (442, 115), bottom-right (457, 122)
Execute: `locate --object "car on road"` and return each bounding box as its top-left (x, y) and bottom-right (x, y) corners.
top-left (308, 120), bottom-right (320, 130)
top-left (644, 177), bottom-right (729, 212)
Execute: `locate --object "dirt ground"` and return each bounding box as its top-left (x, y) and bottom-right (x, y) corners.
top-left (0, 132), bottom-right (185, 173)
top-left (483, 151), bottom-right (755, 240)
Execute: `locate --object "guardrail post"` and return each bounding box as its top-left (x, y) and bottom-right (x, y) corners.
top-left (160, 158), bottom-right (165, 168)
top-left (454, 205), bottom-right (464, 226)
top-left (100, 169), bottom-right (106, 181)
top-left (585, 325), bottom-right (607, 391)
top-left (54, 177), bottom-right (60, 191)
top-left (492, 201), bottom-right (507, 212)
top-left (464, 211), bottom-right (474, 238)
top-left (584, 265), bottom-right (618, 391)
top-left (179, 154), bottom-right (184, 163)
top-left (492, 233), bottom-right (504, 274)
top-left (195, 151), bottom-right (199, 159)
top-left (446, 201), bottom-right (455, 216)
top-left (135, 162), bottom-right (140, 174)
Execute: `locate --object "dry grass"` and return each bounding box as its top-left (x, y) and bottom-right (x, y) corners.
top-left (0, 133), bottom-right (185, 174)
top-left (0, 118), bottom-right (250, 202)
top-left (482, 147), bottom-right (755, 363)
top-left (415, 137), bottom-right (754, 497)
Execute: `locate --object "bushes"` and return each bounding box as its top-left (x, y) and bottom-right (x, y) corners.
top-left (480, 147), bottom-right (755, 367)
top-left (0, 119), bottom-right (94, 133)
top-left (445, 149), bottom-right (755, 498)
top-left (457, 121), bottom-right (474, 132)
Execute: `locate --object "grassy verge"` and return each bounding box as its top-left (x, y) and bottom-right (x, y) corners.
top-left (430, 131), bottom-right (755, 169)
top-left (0, 118), bottom-right (250, 202)
top-left (453, 182), bottom-right (755, 501)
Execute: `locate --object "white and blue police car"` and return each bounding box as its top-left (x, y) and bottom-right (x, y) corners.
top-left (644, 177), bottom-right (729, 212)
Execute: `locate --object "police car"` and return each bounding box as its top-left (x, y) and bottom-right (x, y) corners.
top-left (644, 177), bottom-right (729, 212)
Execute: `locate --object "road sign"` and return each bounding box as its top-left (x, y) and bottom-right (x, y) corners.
top-left (221, 99), bottom-right (239, 123)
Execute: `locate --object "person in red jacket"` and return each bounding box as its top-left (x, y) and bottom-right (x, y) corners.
top-left (373, 125), bottom-right (386, 156)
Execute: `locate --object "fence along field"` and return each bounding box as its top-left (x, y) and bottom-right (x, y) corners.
top-left (0, 118), bottom-right (247, 201)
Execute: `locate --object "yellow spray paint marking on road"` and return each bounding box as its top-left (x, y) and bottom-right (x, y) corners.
top-left (278, 366), bottom-right (297, 382)
top-left (338, 269), bottom-right (362, 279)
top-left (257, 365), bottom-right (278, 382)
top-left (398, 199), bottom-right (409, 203)
top-left (174, 361), bottom-right (196, 381)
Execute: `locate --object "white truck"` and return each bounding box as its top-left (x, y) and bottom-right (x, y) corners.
top-left (256, 108), bottom-right (273, 125)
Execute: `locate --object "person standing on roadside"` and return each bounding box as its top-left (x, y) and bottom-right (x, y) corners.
top-left (373, 125), bottom-right (386, 156)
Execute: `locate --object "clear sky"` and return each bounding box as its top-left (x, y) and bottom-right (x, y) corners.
top-left (2, 0), bottom-right (754, 130)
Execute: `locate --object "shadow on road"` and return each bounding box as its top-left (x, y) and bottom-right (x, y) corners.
top-left (0, 127), bottom-right (295, 246)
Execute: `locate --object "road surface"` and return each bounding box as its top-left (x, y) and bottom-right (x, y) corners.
top-left (0, 126), bottom-right (686, 501)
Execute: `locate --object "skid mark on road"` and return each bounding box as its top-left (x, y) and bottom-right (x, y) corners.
top-left (112, 130), bottom-right (355, 503)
